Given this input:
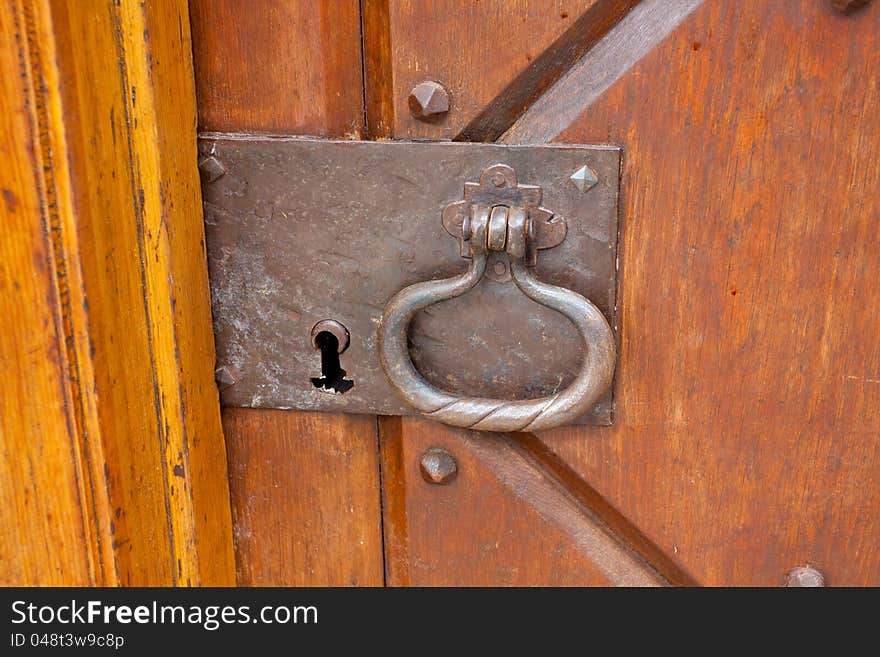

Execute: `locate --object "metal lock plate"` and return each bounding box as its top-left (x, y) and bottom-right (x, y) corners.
top-left (200, 137), bottom-right (620, 425)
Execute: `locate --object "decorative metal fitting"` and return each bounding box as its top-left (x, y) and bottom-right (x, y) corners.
top-left (310, 319), bottom-right (350, 354)
top-left (785, 566), bottom-right (826, 587)
top-left (201, 137), bottom-right (620, 426)
top-left (198, 155), bottom-right (227, 183)
top-left (214, 366), bottom-right (236, 390)
top-left (441, 164), bottom-right (566, 266)
top-left (408, 81), bottom-right (450, 120)
top-left (378, 164), bottom-right (615, 432)
top-left (570, 164), bottom-right (599, 192)
top-left (828, 0), bottom-right (871, 13)
top-left (419, 448), bottom-right (458, 485)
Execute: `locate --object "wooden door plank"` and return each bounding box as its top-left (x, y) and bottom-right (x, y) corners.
top-left (368, 0), bottom-right (691, 586)
top-left (1, 0), bottom-right (234, 585)
top-left (508, 0), bottom-right (880, 585)
top-left (362, 0), bottom-right (676, 586)
top-left (381, 418), bottom-right (685, 586)
top-left (189, 0), bottom-right (385, 586)
top-left (363, 0), bottom-right (637, 140)
top-left (372, 0), bottom-right (880, 586)
top-left (1, 0), bottom-right (100, 586)
top-left (501, 0), bottom-right (704, 144)
top-left (224, 410), bottom-right (383, 586)
top-left (189, 0), bottom-right (364, 136)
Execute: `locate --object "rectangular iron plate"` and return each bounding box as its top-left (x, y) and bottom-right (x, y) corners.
top-left (200, 136), bottom-right (620, 425)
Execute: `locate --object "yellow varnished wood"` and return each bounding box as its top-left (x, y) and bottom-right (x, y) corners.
top-left (0, 0), bottom-right (234, 585)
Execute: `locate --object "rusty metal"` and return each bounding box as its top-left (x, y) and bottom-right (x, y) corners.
top-left (570, 164), bottom-right (599, 192)
top-left (310, 319), bottom-right (350, 354)
top-left (378, 166), bottom-right (615, 432)
top-left (201, 136), bottom-right (620, 425)
top-left (785, 567), bottom-right (826, 587)
top-left (198, 155), bottom-right (226, 183)
top-left (408, 80), bottom-right (450, 120)
top-left (441, 163), bottom-right (565, 266)
top-left (214, 366), bottom-right (236, 390)
top-left (419, 448), bottom-right (458, 484)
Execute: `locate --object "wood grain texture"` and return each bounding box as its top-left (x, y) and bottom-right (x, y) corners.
top-left (369, 0), bottom-right (691, 587)
top-left (0, 0), bottom-right (100, 586)
top-left (0, 0), bottom-right (234, 585)
top-left (456, 0), bottom-right (641, 142)
top-left (502, 0), bottom-right (704, 144)
top-left (189, 0), bottom-right (364, 137)
top-left (510, 0), bottom-right (880, 585)
top-left (381, 417), bottom-right (679, 586)
top-left (224, 409), bottom-right (384, 586)
top-left (363, 0), bottom-right (633, 140)
top-left (193, 1), bottom-right (385, 586)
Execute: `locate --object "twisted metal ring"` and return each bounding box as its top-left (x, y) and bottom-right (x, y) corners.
top-left (377, 208), bottom-right (615, 432)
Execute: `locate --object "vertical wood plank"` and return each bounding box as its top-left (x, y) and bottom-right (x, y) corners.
top-left (0, 0), bottom-right (235, 585)
top-left (362, 0), bottom-right (636, 140)
top-left (224, 410), bottom-right (384, 586)
top-left (380, 418), bottom-right (679, 586)
top-left (189, 0), bottom-right (364, 136)
top-left (123, 0), bottom-right (236, 586)
top-left (366, 0), bottom-right (682, 587)
top-left (507, 0), bottom-right (880, 585)
top-left (0, 0), bottom-right (100, 585)
top-left (362, 0), bottom-right (394, 139)
top-left (190, 1), bottom-right (384, 586)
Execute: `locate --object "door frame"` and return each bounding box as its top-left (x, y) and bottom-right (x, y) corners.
top-left (1, 0), bottom-right (233, 585)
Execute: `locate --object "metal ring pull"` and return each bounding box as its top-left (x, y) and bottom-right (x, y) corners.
top-left (378, 164), bottom-right (615, 432)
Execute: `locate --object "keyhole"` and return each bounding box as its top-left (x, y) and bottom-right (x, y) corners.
top-left (310, 326), bottom-right (354, 394)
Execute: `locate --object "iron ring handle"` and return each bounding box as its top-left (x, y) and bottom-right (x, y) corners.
top-left (378, 210), bottom-right (615, 432)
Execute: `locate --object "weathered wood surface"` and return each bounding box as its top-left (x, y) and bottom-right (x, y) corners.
top-left (191, 0), bottom-right (385, 586)
top-left (1, 0), bottom-right (234, 585)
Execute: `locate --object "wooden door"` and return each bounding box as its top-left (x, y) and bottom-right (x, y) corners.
top-left (377, 0), bottom-right (880, 587)
top-left (189, 0), bottom-right (880, 587)
top-left (8, 0), bottom-right (875, 587)
top-left (0, 0), bottom-right (880, 586)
